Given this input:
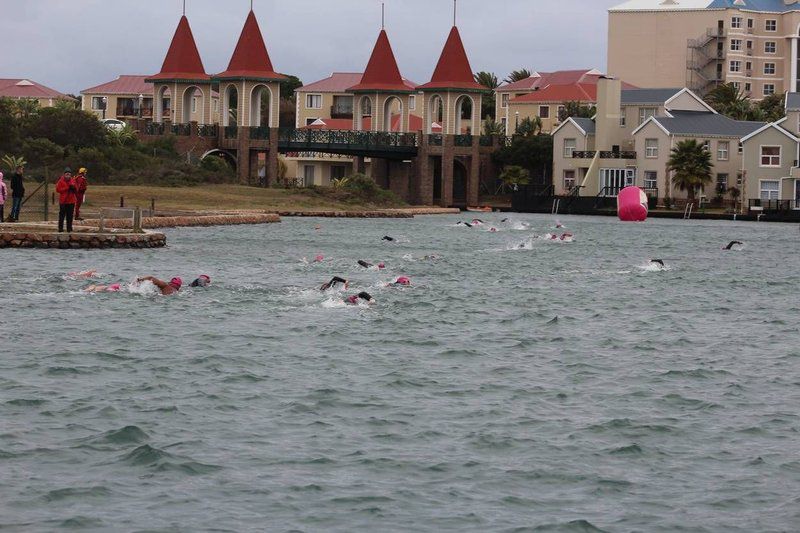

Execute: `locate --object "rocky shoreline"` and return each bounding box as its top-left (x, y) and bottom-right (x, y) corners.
top-left (0, 227), bottom-right (166, 249)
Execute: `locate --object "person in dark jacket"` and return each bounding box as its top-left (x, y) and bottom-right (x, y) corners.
top-left (8, 166), bottom-right (25, 222)
top-left (55, 168), bottom-right (78, 233)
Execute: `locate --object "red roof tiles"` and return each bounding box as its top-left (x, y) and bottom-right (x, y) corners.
top-left (418, 26), bottom-right (485, 92)
top-left (215, 11), bottom-right (286, 81)
top-left (512, 83), bottom-right (598, 104)
top-left (81, 75), bottom-right (152, 96)
top-left (348, 30), bottom-right (411, 93)
top-left (300, 72), bottom-right (416, 93)
top-left (0, 79), bottom-right (68, 99)
top-left (148, 16), bottom-right (210, 82)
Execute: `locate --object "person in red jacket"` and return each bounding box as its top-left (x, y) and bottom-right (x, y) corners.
top-left (74, 167), bottom-right (88, 220)
top-left (55, 168), bottom-right (78, 233)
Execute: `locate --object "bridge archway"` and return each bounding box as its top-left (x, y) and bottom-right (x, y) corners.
top-left (427, 94), bottom-right (444, 133)
top-left (223, 84), bottom-right (238, 127)
top-left (357, 96), bottom-right (373, 130)
top-left (455, 95), bottom-right (474, 135)
top-left (155, 86), bottom-right (171, 122)
top-left (383, 96), bottom-right (403, 132)
top-left (453, 158), bottom-right (468, 203)
top-left (201, 149), bottom-right (237, 169)
top-left (250, 84), bottom-right (273, 127)
top-left (182, 86), bottom-right (205, 124)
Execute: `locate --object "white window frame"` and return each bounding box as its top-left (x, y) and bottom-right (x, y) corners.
top-left (730, 39), bottom-right (742, 52)
top-left (539, 105), bottom-right (550, 119)
top-left (765, 41), bottom-right (777, 54)
top-left (501, 93), bottom-right (509, 108)
top-left (303, 165), bottom-right (316, 186)
top-left (619, 109), bottom-right (626, 127)
top-left (643, 171), bottom-right (658, 190)
top-left (765, 19), bottom-right (777, 32)
top-left (91, 96), bottom-right (105, 110)
top-left (731, 16), bottom-right (742, 29)
top-left (191, 97), bottom-right (197, 113)
top-left (563, 170), bottom-right (576, 191)
top-left (563, 138), bottom-right (577, 158)
top-left (645, 138), bottom-right (659, 158)
top-left (599, 168), bottom-right (628, 196)
top-left (730, 60), bottom-right (741, 73)
top-left (760, 179), bottom-right (779, 200)
top-left (557, 105), bottom-right (565, 121)
top-left (305, 94), bottom-right (322, 109)
top-left (760, 145), bottom-right (781, 167)
top-left (305, 117), bottom-right (319, 126)
top-left (638, 107), bottom-right (656, 125)
top-left (409, 94), bottom-right (416, 111)
top-left (764, 63), bottom-right (776, 75)
top-left (702, 140), bottom-right (711, 152)
top-left (764, 84), bottom-right (776, 96)
top-left (717, 141), bottom-right (729, 161)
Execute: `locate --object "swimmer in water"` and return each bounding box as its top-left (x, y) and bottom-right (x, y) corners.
top-left (560, 233), bottom-right (574, 241)
top-left (456, 221), bottom-right (473, 228)
top-left (649, 259), bottom-right (666, 268)
top-left (137, 275), bottom-right (182, 295)
top-left (724, 241), bottom-right (743, 250)
top-left (83, 283), bottom-right (122, 293)
top-left (190, 275), bottom-right (211, 288)
top-left (321, 276), bottom-right (348, 291)
top-left (382, 236), bottom-right (395, 242)
top-left (346, 291), bottom-right (375, 305)
top-left (67, 269), bottom-right (98, 279)
top-left (358, 260), bottom-right (372, 268)
top-left (388, 276), bottom-right (411, 286)
top-left (555, 220), bottom-right (564, 229)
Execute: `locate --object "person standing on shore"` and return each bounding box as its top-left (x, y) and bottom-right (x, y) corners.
top-left (9, 166), bottom-right (25, 222)
top-left (0, 172), bottom-right (7, 222)
top-left (74, 167), bottom-right (88, 221)
top-left (56, 168), bottom-right (78, 233)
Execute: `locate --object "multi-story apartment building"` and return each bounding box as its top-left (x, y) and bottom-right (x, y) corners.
top-left (81, 75), bottom-right (219, 123)
top-left (608, 0), bottom-right (800, 98)
top-left (553, 77), bottom-right (767, 204)
top-left (0, 78), bottom-right (73, 107)
top-left (494, 69), bottom-right (633, 134)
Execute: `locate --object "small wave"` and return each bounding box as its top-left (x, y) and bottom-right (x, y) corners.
top-left (44, 486), bottom-right (112, 502)
top-left (609, 443), bottom-right (644, 455)
top-left (531, 519), bottom-right (610, 532)
top-left (120, 444), bottom-right (221, 475)
top-left (6, 398), bottom-right (47, 407)
top-left (94, 425), bottom-right (150, 445)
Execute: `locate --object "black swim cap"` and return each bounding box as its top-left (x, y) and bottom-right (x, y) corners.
top-left (358, 292), bottom-right (373, 301)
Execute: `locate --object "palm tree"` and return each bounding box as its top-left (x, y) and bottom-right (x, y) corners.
top-left (474, 71), bottom-right (498, 91)
top-left (1, 154), bottom-right (27, 171)
top-left (12, 98), bottom-right (39, 123)
top-left (558, 101), bottom-right (596, 122)
top-left (504, 69), bottom-right (532, 84)
top-left (482, 116), bottom-right (504, 136)
top-left (474, 71), bottom-right (499, 119)
top-left (516, 116), bottom-right (542, 137)
top-left (107, 125), bottom-right (138, 146)
top-left (499, 165), bottom-right (530, 191)
top-left (705, 83), bottom-right (750, 119)
top-left (667, 139), bottom-right (713, 204)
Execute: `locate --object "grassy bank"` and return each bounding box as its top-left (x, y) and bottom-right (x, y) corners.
top-left (17, 182), bottom-right (411, 221)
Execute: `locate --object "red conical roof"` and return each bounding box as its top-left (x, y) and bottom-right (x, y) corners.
top-left (418, 26), bottom-right (486, 92)
top-left (215, 11), bottom-right (286, 81)
top-left (148, 16), bottom-right (210, 82)
top-left (349, 30), bottom-right (411, 93)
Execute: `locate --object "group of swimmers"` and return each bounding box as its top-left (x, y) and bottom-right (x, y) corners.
top-left (77, 272), bottom-right (211, 296)
top-left (318, 248), bottom-right (413, 304)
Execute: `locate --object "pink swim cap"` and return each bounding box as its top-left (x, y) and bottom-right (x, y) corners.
top-left (396, 276), bottom-right (411, 285)
top-left (108, 283), bottom-right (121, 292)
top-left (378, 262), bottom-right (385, 269)
top-left (314, 255), bottom-right (324, 262)
top-left (170, 277), bottom-right (182, 288)
top-left (347, 295), bottom-right (359, 304)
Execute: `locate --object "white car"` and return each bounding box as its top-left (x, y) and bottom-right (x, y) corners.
top-left (102, 118), bottom-right (126, 131)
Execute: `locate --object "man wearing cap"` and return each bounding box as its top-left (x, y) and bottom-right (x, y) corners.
top-left (55, 168), bottom-right (78, 233)
top-left (74, 167), bottom-right (88, 221)
top-left (137, 275), bottom-right (182, 296)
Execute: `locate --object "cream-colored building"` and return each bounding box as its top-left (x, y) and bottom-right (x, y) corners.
top-left (608, 0), bottom-right (800, 98)
top-left (553, 78), bottom-right (766, 204)
top-left (0, 78), bottom-right (74, 108)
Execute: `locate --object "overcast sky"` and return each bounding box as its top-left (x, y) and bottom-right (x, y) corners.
top-left (0, 0), bottom-right (621, 95)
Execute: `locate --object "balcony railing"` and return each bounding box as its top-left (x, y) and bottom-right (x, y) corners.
top-left (172, 124), bottom-right (190, 136)
top-left (250, 126), bottom-right (270, 140)
top-left (198, 124), bottom-right (217, 137)
top-left (454, 134), bottom-right (473, 147)
top-left (572, 151), bottom-right (596, 159)
top-left (428, 134), bottom-right (443, 146)
top-left (224, 126), bottom-right (238, 139)
top-left (749, 199), bottom-right (800, 212)
top-left (144, 122), bottom-right (165, 136)
top-left (479, 135), bottom-right (494, 147)
top-left (599, 151), bottom-right (636, 159)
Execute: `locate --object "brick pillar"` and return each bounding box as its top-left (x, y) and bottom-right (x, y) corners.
top-left (249, 150), bottom-right (260, 186)
top-left (189, 121), bottom-right (199, 137)
top-left (372, 158), bottom-right (388, 189)
top-left (468, 138), bottom-right (481, 207)
top-left (414, 134), bottom-right (433, 206)
top-left (266, 128), bottom-right (279, 187)
top-left (441, 135), bottom-right (455, 207)
top-left (353, 156), bottom-right (366, 175)
top-left (236, 126), bottom-right (250, 185)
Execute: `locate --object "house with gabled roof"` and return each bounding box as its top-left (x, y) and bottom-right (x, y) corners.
top-left (0, 78), bottom-right (73, 108)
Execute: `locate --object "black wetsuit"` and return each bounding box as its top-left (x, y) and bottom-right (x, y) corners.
top-left (382, 236), bottom-right (395, 242)
top-left (358, 260), bottom-right (372, 268)
top-left (321, 277), bottom-right (348, 291)
top-left (725, 241), bottom-right (743, 250)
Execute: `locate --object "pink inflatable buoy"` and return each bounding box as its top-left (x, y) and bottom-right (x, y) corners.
top-left (617, 186), bottom-right (648, 222)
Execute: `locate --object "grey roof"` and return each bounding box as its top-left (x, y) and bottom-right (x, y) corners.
top-left (786, 93), bottom-right (800, 112)
top-left (621, 88), bottom-right (683, 105)
top-left (652, 111), bottom-right (765, 138)
top-left (572, 117), bottom-right (595, 135)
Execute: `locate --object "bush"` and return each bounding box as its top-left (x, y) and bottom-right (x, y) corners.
top-left (200, 154), bottom-right (233, 174)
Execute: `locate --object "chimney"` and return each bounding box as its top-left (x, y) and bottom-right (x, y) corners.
top-left (596, 76), bottom-right (623, 148)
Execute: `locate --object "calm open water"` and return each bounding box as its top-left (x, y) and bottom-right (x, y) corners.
top-left (1, 214), bottom-right (799, 532)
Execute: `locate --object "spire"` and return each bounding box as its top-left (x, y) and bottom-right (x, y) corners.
top-left (215, 10), bottom-right (286, 81)
top-left (418, 26), bottom-right (485, 92)
top-left (147, 15), bottom-right (209, 82)
top-left (348, 30), bottom-right (411, 93)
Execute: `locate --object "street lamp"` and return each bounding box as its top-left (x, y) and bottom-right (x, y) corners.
top-left (515, 111), bottom-right (520, 132)
top-left (101, 96), bottom-right (107, 120)
top-left (138, 93), bottom-right (144, 119)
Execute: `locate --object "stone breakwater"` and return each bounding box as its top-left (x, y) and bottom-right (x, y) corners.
top-left (87, 213), bottom-right (281, 229)
top-left (0, 230), bottom-right (166, 249)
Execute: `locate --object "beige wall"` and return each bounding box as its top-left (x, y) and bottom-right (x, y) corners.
top-left (81, 94), bottom-right (155, 120)
top-left (506, 101), bottom-right (575, 135)
top-left (552, 121), bottom-right (593, 195)
top-left (420, 91), bottom-right (482, 135)
top-left (152, 82), bottom-right (220, 124)
top-left (295, 90), bottom-right (355, 128)
top-left (742, 127), bottom-right (798, 201)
